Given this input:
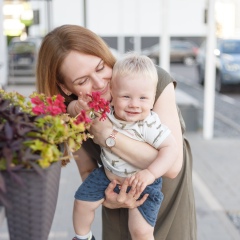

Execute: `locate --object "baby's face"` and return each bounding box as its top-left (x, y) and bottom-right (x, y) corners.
top-left (111, 74), bottom-right (155, 122)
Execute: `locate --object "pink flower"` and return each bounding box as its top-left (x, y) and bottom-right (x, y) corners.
top-left (31, 94), bottom-right (66, 116)
top-left (31, 96), bottom-right (43, 105)
top-left (32, 105), bottom-right (45, 115)
top-left (87, 92), bottom-right (110, 120)
top-left (46, 106), bottom-right (64, 116)
top-left (75, 110), bottom-right (92, 124)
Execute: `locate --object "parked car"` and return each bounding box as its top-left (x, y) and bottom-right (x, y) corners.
top-left (8, 37), bottom-right (42, 77)
top-left (142, 40), bottom-right (199, 65)
top-left (196, 38), bottom-right (240, 92)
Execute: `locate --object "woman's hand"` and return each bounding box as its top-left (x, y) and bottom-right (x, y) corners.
top-left (102, 178), bottom-right (149, 209)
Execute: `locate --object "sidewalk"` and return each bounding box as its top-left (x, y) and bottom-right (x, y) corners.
top-left (1, 131), bottom-right (239, 240)
top-left (187, 132), bottom-right (240, 240)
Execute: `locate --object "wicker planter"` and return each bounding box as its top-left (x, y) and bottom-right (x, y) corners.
top-left (3, 161), bottom-right (61, 240)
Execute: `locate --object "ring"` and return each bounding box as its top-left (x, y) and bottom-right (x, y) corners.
top-left (134, 196), bottom-right (138, 200)
top-left (89, 111), bottom-right (96, 119)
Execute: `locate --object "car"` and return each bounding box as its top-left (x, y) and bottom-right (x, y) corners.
top-left (142, 40), bottom-right (199, 65)
top-left (8, 37), bottom-right (42, 77)
top-left (196, 38), bottom-right (240, 92)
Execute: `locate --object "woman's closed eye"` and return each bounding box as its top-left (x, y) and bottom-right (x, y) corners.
top-left (75, 77), bottom-right (89, 86)
top-left (96, 60), bottom-right (105, 72)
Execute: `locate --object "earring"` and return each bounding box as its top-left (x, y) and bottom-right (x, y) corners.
top-left (65, 92), bottom-right (71, 96)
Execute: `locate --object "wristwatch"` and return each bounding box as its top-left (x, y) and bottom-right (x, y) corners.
top-left (105, 130), bottom-right (118, 148)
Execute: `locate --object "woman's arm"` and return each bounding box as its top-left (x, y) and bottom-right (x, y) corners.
top-left (90, 83), bottom-right (182, 178)
top-left (90, 118), bottom-right (158, 169)
top-left (153, 83), bottom-right (183, 177)
top-left (68, 98), bottom-right (160, 169)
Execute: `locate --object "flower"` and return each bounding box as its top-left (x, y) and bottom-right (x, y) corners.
top-left (0, 89), bottom-right (110, 206)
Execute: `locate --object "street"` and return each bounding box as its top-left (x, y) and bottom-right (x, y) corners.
top-left (170, 63), bottom-right (240, 138)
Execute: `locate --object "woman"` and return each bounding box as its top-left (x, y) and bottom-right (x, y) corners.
top-left (36, 24), bottom-right (196, 240)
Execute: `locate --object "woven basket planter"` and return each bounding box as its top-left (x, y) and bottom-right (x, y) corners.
top-left (3, 161), bottom-right (61, 240)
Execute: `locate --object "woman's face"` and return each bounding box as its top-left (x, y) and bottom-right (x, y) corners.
top-left (59, 51), bottom-right (112, 101)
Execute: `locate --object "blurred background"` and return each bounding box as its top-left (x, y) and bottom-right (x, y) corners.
top-left (0, 0), bottom-right (240, 239)
top-left (1, 0), bottom-right (240, 92)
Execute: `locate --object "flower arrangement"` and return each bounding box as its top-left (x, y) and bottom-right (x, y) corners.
top-left (0, 89), bottom-right (110, 206)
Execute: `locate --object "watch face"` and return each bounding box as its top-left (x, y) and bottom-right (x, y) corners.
top-left (106, 137), bottom-right (116, 147)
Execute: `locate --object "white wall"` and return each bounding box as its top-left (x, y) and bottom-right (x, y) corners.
top-left (52, 0), bottom-right (83, 28)
top-left (169, 0), bottom-right (206, 36)
top-left (50, 0), bottom-right (206, 37)
top-left (7, 0), bottom-right (240, 38)
top-left (87, 0), bottom-right (163, 36)
top-left (30, 1), bottom-right (48, 36)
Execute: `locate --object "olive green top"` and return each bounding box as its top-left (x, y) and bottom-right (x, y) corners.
top-left (82, 66), bottom-right (197, 240)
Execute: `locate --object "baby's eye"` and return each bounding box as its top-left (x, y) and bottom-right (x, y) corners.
top-left (140, 97), bottom-right (146, 99)
top-left (123, 96), bottom-right (130, 98)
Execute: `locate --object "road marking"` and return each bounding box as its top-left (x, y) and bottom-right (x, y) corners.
top-left (220, 94), bottom-right (236, 105)
top-left (172, 73), bottom-right (240, 133)
top-left (214, 111), bottom-right (240, 133)
top-left (193, 170), bottom-right (240, 239)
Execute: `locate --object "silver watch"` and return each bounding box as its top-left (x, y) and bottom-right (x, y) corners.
top-left (105, 130), bottom-right (118, 148)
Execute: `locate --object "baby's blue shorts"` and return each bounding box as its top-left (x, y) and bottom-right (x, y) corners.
top-left (74, 166), bottom-right (163, 227)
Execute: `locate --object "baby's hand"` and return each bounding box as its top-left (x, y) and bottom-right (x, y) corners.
top-left (128, 169), bottom-right (155, 195)
top-left (74, 92), bottom-right (91, 114)
top-left (68, 92), bottom-right (91, 117)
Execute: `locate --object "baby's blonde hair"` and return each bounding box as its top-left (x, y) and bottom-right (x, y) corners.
top-left (112, 52), bottom-right (158, 89)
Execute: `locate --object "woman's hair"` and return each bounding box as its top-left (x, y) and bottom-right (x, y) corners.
top-left (36, 24), bottom-right (116, 103)
top-left (111, 52), bottom-right (158, 88)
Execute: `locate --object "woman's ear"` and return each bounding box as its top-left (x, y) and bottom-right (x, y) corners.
top-left (58, 83), bottom-right (72, 96)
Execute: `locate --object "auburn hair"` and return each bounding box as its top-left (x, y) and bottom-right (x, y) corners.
top-left (36, 24), bottom-right (116, 103)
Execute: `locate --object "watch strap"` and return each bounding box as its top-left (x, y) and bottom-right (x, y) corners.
top-left (109, 129), bottom-right (118, 140)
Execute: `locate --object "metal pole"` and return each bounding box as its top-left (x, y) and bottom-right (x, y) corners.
top-left (83, 0), bottom-right (87, 28)
top-left (0, 0), bottom-right (8, 88)
top-left (160, 0), bottom-right (170, 72)
top-left (45, 0), bottom-right (52, 33)
top-left (203, 0), bottom-right (216, 139)
top-left (117, 0), bottom-right (125, 54)
top-left (134, 0), bottom-right (141, 53)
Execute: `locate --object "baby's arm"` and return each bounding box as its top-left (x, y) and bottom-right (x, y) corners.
top-left (128, 133), bottom-right (178, 193)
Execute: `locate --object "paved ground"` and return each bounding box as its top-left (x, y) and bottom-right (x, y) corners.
top-left (1, 131), bottom-right (240, 240)
top-left (1, 85), bottom-right (240, 239)
top-left (188, 133), bottom-right (240, 240)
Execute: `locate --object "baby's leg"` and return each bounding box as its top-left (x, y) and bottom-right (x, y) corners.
top-left (128, 208), bottom-right (154, 240)
top-left (73, 198), bottom-right (104, 236)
